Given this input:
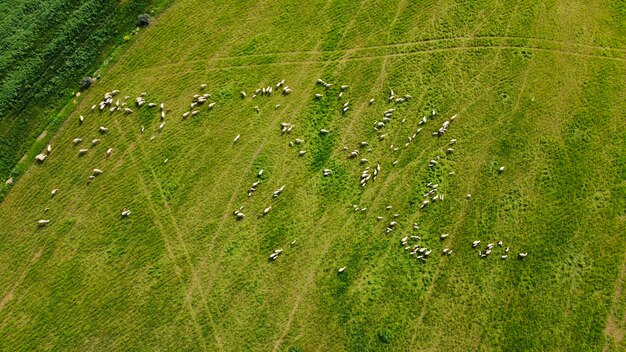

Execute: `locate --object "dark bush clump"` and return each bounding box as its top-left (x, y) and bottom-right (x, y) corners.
top-left (138, 14), bottom-right (150, 26)
top-left (80, 76), bottom-right (93, 90)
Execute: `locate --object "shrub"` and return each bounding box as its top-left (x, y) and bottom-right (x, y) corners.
top-left (80, 76), bottom-right (93, 90)
top-left (138, 14), bottom-right (150, 27)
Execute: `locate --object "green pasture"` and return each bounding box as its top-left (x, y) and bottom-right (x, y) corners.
top-left (1, 0), bottom-right (625, 351)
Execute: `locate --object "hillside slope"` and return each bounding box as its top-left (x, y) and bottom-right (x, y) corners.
top-left (1, 0), bottom-right (626, 351)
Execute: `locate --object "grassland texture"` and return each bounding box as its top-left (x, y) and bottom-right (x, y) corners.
top-left (1, 0), bottom-right (626, 351)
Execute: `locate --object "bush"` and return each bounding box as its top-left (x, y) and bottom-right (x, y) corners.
top-left (138, 14), bottom-right (150, 27)
top-left (80, 76), bottom-right (93, 90)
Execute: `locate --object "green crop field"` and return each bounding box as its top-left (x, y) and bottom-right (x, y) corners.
top-left (1, 0), bottom-right (626, 351)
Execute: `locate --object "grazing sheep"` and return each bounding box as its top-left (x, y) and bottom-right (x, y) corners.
top-left (99, 126), bottom-right (108, 133)
top-left (191, 110), bottom-right (199, 116)
top-left (124, 108), bottom-right (133, 114)
top-left (106, 148), bottom-right (113, 157)
top-left (315, 93), bottom-right (323, 99)
top-left (161, 111), bottom-right (166, 120)
top-left (159, 122), bottom-right (165, 131)
top-left (233, 134), bottom-right (241, 143)
top-left (79, 115), bottom-right (84, 124)
top-left (182, 112), bottom-right (190, 119)
top-left (200, 83), bottom-right (207, 89)
top-left (323, 169), bottom-right (332, 176)
top-left (518, 253), bottom-right (528, 258)
top-left (121, 208), bottom-right (131, 217)
top-left (254, 106), bottom-right (260, 113)
top-left (440, 234), bottom-right (449, 240)
top-left (320, 129), bottom-right (329, 134)
top-left (501, 255), bottom-right (508, 259)
top-left (78, 149), bottom-right (88, 156)
top-left (472, 240), bottom-right (481, 248)
top-left (263, 206), bottom-right (272, 215)
top-left (93, 168), bottom-right (103, 176)
top-left (241, 91), bottom-right (247, 98)
top-left (46, 144), bottom-right (52, 154)
top-left (258, 169), bottom-right (264, 177)
top-left (92, 139), bottom-right (100, 146)
top-left (299, 150), bottom-right (306, 156)
top-left (51, 189), bottom-right (58, 197)
top-left (207, 102), bottom-right (216, 110)
top-left (338, 267), bottom-right (346, 273)
top-left (73, 138), bottom-right (83, 145)
top-left (369, 98), bottom-right (375, 105)
top-left (35, 154), bottom-right (47, 162)
top-left (498, 166), bottom-right (505, 173)
top-left (38, 219), bottom-right (50, 227)
top-left (160, 103), bottom-right (165, 111)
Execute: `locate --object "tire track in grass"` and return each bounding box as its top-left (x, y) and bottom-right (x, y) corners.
top-left (110, 119), bottom-right (215, 351)
top-left (271, 1), bottom-right (445, 349)
top-left (0, 246), bottom-right (44, 312)
top-left (134, 35), bottom-right (626, 76)
top-left (407, 3), bottom-right (531, 345)
top-left (181, 0), bottom-right (349, 342)
top-left (269, 1), bottom-right (382, 350)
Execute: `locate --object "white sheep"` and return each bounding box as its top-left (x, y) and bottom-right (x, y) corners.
top-left (93, 169), bottom-right (103, 176)
top-left (233, 134), bottom-right (241, 143)
top-left (38, 219), bottom-right (50, 227)
top-left (106, 148), bottom-right (113, 157)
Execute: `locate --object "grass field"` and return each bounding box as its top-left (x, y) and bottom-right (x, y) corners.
top-left (1, 0), bottom-right (626, 351)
